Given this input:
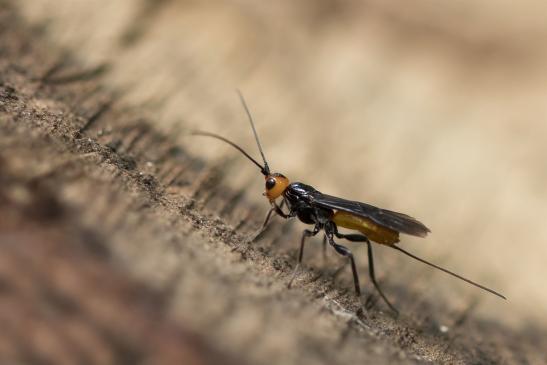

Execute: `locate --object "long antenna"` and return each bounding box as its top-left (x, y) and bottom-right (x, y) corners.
top-left (190, 131), bottom-right (268, 175)
top-left (391, 245), bottom-right (506, 300)
top-left (237, 90), bottom-right (270, 175)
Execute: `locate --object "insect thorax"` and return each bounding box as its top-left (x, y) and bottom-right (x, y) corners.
top-left (284, 182), bottom-right (332, 225)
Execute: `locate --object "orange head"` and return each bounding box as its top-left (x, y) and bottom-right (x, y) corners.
top-left (264, 173), bottom-right (289, 202)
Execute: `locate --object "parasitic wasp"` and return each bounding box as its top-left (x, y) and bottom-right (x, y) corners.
top-left (191, 91), bottom-right (506, 314)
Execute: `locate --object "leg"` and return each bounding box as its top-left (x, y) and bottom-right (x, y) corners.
top-left (365, 240), bottom-right (398, 314)
top-left (272, 199), bottom-right (290, 218)
top-left (326, 232), bottom-right (361, 297)
top-left (288, 226), bottom-right (320, 288)
top-left (249, 206), bottom-right (275, 242)
top-left (322, 234), bottom-right (327, 261)
top-left (250, 199), bottom-right (288, 242)
top-left (335, 232), bottom-right (398, 314)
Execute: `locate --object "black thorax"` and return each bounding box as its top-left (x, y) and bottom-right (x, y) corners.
top-left (283, 182), bottom-right (333, 226)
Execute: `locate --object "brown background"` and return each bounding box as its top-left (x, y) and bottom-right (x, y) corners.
top-left (2, 1), bottom-right (547, 364)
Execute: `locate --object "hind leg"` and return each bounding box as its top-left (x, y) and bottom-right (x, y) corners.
top-left (334, 231), bottom-right (398, 315)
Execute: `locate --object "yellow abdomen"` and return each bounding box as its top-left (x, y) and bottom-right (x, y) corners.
top-left (333, 210), bottom-right (399, 245)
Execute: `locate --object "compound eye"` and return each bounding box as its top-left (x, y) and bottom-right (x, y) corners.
top-left (266, 177), bottom-right (276, 190)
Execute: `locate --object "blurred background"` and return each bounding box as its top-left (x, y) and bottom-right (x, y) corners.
top-left (16, 0), bottom-right (547, 330)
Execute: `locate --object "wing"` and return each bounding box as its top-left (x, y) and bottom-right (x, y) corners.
top-left (310, 192), bottom-right (430, 237)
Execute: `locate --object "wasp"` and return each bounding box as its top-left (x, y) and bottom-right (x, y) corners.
top-left (192, 91), bottom-right (506, 314)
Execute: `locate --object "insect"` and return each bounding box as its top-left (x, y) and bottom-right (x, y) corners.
top-left (192, 91), bottom-right (506, 314)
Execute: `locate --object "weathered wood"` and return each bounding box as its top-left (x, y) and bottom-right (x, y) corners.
top-left (1, 2), bottom-right (546, 365)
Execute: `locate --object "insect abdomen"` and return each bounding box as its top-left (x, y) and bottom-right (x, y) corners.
top-left (333, 210), bottom-right (399, 245)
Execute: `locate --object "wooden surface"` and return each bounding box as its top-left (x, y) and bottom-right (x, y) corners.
top-left (1, 1), bottom-right (547, 364)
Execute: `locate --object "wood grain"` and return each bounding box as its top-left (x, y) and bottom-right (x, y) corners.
top-left (1, 2), bottom-right (546, 364)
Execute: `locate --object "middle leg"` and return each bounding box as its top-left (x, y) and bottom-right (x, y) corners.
top-left (325, 229), bottom-right (361, 297)
top-left (288, 226), bottom-right (320, 288)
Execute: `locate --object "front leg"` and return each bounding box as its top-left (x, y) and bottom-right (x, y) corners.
top-left (249, 199), bottom-right (291, 242)
top-left (272, 198), bottom-right (292, 219)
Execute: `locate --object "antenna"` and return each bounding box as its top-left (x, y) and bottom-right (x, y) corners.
top-left (391, 245), bottom-right (506, 300)
top-left (190, 131), bottom-right (267, 174)
top-left (237, 90), bottom-right (270, 175)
